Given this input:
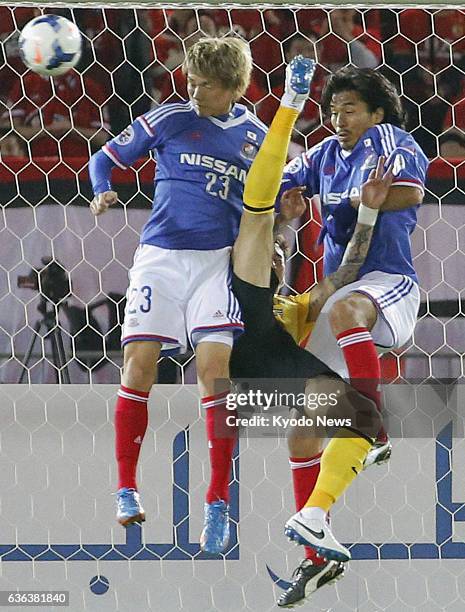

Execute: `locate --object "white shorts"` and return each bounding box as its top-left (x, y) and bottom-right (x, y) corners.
top-left (121, 244), bottom-right (243, 355)
top-left (305, 271), bottom-right (420, 379)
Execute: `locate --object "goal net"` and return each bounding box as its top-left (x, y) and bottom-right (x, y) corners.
top-left (0, 4), bottom-right (464, 612)
top-left (1, 4), bottom-right (463, 385)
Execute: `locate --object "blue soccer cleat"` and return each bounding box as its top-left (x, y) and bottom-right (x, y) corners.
top-left (288, 55), bottom-right (316, 94)
top-left (282, 55), bottom-right (316, 111)
top-left (200, 500), bottom-right (230, 554)
top-left (116, 487), bottom-right (146, 527)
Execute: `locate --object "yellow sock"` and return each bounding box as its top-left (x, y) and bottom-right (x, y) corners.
top-left (243, 106), bottom-right (299, 214)
top-left (304, 433), bottom-right (372, 512)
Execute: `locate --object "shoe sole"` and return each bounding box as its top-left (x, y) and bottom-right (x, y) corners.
top-left (284, 526), bottom-right (351, 562)
top-left (118, 512), bottom-right (146, 527)
top-left (200, 547), bottom-right (226, 556)
top-left (200, 537), bottom-right (230, 555)
top-left (277, 565), bottom-right (345, 608)
top-left (364, 445), bottom-right (392, 470)
top-left (375, 446), bottom-right (392, 464)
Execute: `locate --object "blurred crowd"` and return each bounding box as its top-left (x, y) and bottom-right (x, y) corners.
top-left (1, 6), bottom-right (465, 160)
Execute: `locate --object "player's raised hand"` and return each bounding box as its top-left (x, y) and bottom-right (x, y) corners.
top-left (360, 156), bottom-right (393, 211)
top-left (90, 191), bottom-right (118, 216)
top-left (279, 186), bottom-right (307, 221)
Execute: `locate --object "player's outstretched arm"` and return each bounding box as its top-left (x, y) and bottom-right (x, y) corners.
top-left (233, 57), bottom-right (315, 288)
top-left (306, 156), bottom-right (393, 321)
top-left (88, 148), bottom-right (119, 216)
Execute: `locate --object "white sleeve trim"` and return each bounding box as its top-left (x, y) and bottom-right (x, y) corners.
top-left (137, 115), bottom-right (155, 136)
top-left (102, 144), bottom-right (127, 170)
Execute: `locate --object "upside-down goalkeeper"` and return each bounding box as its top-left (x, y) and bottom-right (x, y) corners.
top-left (229, 56), bottom-right (393, 606)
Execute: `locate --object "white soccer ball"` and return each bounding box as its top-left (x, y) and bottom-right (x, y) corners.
top-left (19, 14), bottom-right (82, 77)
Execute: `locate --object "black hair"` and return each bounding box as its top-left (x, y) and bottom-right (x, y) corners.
top-left (321, 66), bottom-right (406, 129)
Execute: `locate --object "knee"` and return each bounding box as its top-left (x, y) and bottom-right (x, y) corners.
top-left (196, 354), bottom-right (230, 387)
top-left (287, 424), bottom-right (323, 458)
top-left (328, 295), bottom-right (367, 336)
top-left (123, 349), bottom-right (157, 391)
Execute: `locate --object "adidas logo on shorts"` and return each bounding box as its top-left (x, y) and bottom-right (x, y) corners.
top-left (213, 310), bottom-right (224, 318)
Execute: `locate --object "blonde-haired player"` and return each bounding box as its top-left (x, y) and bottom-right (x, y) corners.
top-left (89, 36), bottom-right (266, 555)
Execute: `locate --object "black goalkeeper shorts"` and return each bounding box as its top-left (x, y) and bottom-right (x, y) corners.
top-left (230, 273), bottom-right (334, 381)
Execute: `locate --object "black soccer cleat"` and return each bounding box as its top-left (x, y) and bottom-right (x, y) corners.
top-left (277, 559), bottom-right (345, 608)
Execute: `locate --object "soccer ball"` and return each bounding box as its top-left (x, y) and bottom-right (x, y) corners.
top-left (19, 14), bottom-right (82, 77)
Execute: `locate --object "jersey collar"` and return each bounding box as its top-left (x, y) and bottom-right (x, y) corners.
top-left (207, 104), bottom-right (249, 130)
top-left (337, 126), bottom-right (374, 163)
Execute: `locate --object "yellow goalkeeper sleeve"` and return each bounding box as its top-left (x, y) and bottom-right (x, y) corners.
top-left (304, 433), bottom-right (372, 512)
top-left (273, 293), bottom-right (314, 345)
top-left (243, 106), bottom-right (299, 214)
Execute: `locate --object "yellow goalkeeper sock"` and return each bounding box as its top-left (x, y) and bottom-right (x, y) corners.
top-left (304, 433), bottom-right (372, 512)
top-left (243, 106), bottom-right (299, 214)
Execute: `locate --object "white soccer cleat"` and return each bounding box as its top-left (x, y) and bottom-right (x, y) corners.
top-left (284, 508), bottom-right (351, 563)
top-left (281, 55), bottom-right (316, 112)
top-left (363, 439), bottom-right (392, 470)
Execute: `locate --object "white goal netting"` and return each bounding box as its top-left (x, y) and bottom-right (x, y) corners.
top-left (0, 5), bottom-right (465, 612)
top-left (1, 4), bottom-right (464, 384)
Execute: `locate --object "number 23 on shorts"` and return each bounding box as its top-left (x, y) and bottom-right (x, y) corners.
top-left (127, 285), bottom-right (152, 314)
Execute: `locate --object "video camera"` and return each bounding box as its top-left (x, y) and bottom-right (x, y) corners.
top-left (17, 256), bottom-right (70, 305)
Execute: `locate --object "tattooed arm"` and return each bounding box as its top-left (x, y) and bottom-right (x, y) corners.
top-left (306, 156), bottom-right (393, 322)
top-left (306, 221), bottom-right (376, 321)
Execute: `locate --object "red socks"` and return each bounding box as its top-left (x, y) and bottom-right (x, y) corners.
top-left (336, 326), bottom-right (387, 442)
top-left (115, 385), bottom-right (149, 490)
top-left (290, 454), bottom-right (326, 565)
top-left (336, 326), bottom-right (381, 407)
top-left (115, 387), bottom-right (237, 501)
top-left (203, 391), bottom-right (237, 504)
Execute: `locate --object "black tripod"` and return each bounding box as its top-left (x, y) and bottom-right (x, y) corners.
top-left (18, 296), bottom-right (70, 384)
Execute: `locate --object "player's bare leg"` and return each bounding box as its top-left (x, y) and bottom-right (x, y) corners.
top-left (115, 340), bottom-right (161, 526)
top-left (122, 340), bottom-right (161, 391)
top-left (195, 340), bottom-right (235, 554)
top-left (233, 212), bottom-right (274, 287)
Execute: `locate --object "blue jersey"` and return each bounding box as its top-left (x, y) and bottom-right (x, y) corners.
top-left (100, 101), bottom-right (267, 250)
top-left (281, 124), bottom-right (429, 282)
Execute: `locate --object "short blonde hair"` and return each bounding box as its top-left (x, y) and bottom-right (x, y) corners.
top-left (182, 37), bottom-right (252, 101)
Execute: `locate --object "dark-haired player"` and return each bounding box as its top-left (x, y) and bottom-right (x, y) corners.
top-left (230, 58), bottom-right (394, 606)
top-left (282, 65), bottom-right (428, 428)
top-left (277, 66), bottom-right (428, 605)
